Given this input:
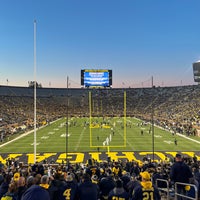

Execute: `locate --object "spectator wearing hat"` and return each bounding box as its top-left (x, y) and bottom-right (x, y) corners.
top-left (108, 179), bottom-right (130, 200)
top-left (13, 172), bottom-right (20, 182)
top-left (170, 153), bottom-right (193, 200)
top-left (132, 171), bottom-right (161, 200)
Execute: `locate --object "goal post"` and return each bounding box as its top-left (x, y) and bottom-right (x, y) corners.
top-left (89, 90), bottom-right (127, 150)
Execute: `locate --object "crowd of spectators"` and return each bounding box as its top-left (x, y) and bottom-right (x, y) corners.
top-left (0, 153), bottom-right (199, 199)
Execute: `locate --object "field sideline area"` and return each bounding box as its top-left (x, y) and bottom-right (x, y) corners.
top-left (1, 117), bottom-right (200, 164)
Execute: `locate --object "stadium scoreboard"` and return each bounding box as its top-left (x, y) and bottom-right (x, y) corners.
top-left (81, 69), bottom-right (112, 88)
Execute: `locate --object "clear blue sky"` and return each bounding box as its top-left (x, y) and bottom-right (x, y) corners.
top-left (0, 0), bottom-right (200, 88)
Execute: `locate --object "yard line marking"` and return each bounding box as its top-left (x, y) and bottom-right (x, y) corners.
top-left (41, 136), bottom-right (49, 139)
top-left (74, 128), bottom-right (85, 151)
top-left (31, 142), bottom-right (40, 146)
top-left (176, 133), bottom-right (200, 144)
top-left (164, 140), bottom-right (173, 144)
top-left (48, 132), bottom-right (55, 135)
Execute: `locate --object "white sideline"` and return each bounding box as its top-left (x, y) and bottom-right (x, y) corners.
top-left (175, 132), bottom-right (200, 144)
top-left (134, 117), bottom-right (200, 144)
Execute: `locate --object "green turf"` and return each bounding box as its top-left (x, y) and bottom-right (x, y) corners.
top-left (0, 117), bottom-right (200, 153)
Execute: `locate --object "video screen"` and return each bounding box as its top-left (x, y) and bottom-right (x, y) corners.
top-left (81, 69), bottom-right (112, 88)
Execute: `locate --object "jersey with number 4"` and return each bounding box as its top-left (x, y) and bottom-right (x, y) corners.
top-left (57, 181), bottom-right (78, 200)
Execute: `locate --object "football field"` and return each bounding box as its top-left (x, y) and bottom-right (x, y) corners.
top-left (1, 117), bottom-right (200, 154)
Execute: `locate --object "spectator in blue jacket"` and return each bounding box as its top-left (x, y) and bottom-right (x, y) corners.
top-left (170, 153), bottom-right (193, 200)
top-left (21, 184), bottom-right (50, 200)
top-left (77, 173), bottom-right (99, 200)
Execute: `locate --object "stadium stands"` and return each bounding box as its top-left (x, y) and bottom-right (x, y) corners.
top-left (1, 85), bottom-right (200, 140)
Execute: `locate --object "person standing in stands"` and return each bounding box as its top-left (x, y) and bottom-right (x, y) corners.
top-left (16, 177), bottom-right (27, 200)
top-left (21, 183), bottom-right (50, 200)
top-left (170, 153), bottom-right (193, 200)
top-left (132, 171), bottom-right (161, 200)
top-left (56, 172), bottom-right (78, 200)
top-left (77, 173), bottom-right (99, 200)
top-left (1, 181), bottom-right (18, 200)
top-left (99, 169), bottom-right (115, 200)
top-left (0, 174), bottom-right (12, 199)
top-left (108, 179), bottom-right (130, 200)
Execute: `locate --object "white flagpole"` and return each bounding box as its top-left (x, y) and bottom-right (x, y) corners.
top-left (34, 20), bottom-right (37, 163)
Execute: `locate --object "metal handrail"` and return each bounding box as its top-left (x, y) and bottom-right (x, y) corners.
top-left (174, 182), bottom-right (198, 200)
top-left (156, 178), bottom-right (170, 200)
